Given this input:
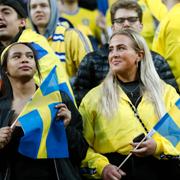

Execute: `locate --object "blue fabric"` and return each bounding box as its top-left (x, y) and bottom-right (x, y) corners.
top-left (19, 110), bottom-right (43, 158)
top-left (97, 0), bottom-right (109, 15)
top-left (153, 99), bottom-right (180, 147)
top-left (46, 103), bottom-right (69, 158)
top-left (18, 66), bottom-right (70, 159)
top-left (40, 66), bottom-right (59, 96)
top-left (30, 42), bottom-right (48, 60)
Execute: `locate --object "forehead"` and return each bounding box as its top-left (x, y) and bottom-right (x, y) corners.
top-left (30, 0), bottom-right (49, 5)
top-left (8, 44), bottom-right (33, 54)
top-left (110, 34), bottom-right (133, 46)
top-left (114, 8), bottom-right (138, 18)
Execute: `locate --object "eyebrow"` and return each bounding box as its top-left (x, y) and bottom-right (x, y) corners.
top-left (109, 44), bottom-right (127, 49)
top-left (1, 7), bottom-right (13, 12)
top-left (10, 51), bottom-right (33, 56)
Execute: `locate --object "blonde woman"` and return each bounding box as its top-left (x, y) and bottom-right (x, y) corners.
top-left (79, 29), bottom-right (180, 180)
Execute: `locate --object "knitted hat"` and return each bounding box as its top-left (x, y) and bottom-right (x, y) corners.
top-left (0, 0), bottom-right (27, 18)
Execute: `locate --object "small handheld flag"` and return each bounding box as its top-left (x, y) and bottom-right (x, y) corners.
top-left (17, 66), bottom-right (71, 159)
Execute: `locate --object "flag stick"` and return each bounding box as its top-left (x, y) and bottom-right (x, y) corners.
top-left (10, 118), bottom-right (18, 129)
top-left (117, 135), bottom-right (147, 170)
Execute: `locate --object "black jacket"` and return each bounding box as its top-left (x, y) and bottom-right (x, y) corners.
top-left (73, 44), bottom-right (179, 106)
top-left (0, 91), bottom-right (88, 180)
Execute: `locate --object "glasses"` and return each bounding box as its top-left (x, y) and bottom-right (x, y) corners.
top-left (113, 17), bottom-right (139, 24)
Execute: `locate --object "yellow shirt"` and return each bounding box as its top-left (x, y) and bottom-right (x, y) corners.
top-left (61, 8), bottom-right (100, 40)
top-left (48, 25), bottom-right (93, 78)
top-left (79, 83), bottom-right (180, 178)
top-left (152, 3), bottom-right (180, 90)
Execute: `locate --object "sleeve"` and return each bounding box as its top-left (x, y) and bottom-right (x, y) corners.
top-left (72, 53), bottom-right (95, 107)
top-left (79, 99), bottom-right (109, 178)
top-left (64, 29), bottom-right (93, 77)
top-left (151, 51), bottom-right (179, 93)
top-left (142, 0), bottom-right (168, 21)
top-left (61, 91), bottom-right (88, 165)
top-left (153, 85), bottom-right (180, 157)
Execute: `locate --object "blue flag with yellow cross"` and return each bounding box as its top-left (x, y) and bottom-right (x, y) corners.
top-left (18, 66), bottom-right (72, 159)
top-left (148, 99), bottom-right (180, 154)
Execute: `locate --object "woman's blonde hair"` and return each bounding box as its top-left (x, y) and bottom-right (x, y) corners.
top-left (100, 29), bottom-right (166, 119)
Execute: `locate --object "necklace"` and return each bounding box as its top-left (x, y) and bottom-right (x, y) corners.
top-left (119, 80), bottom-right (142, 107)
top-left (120, 84), bottom-right (139, 97)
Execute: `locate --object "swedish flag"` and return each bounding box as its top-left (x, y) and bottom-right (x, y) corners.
top-left (18, 66), bottom-right (71, 159)
top-left (151, 99), bottom-right (180, 152)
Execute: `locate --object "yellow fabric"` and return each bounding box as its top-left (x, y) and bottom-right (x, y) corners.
top-left (106, 0), bottom-right (156, 49)
top-left (152, 3), bottom-right (180, 90)
top-left (18, 29), bottom-right (74, 101)
top-left (108, 0), bottom-right (117, 7)
top-left (48, 25), bottom-right (93, 78)
top-left (142, 0), bottom-right (168, 21)
top-left (138, 0), bottom-right (156, 49)
top-left (61, 8), bottom-right (100, 40)
top-left (17, 66), bottom-right (70, 158)
top-left (79, 83), bottom-right (180, 178)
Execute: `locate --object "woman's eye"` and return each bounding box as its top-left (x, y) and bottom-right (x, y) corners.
top-left (13, 56), bottom-right (20, 59)
top-left (3, 11), bottom-right (11, 15)
top-left (28, 55), bottom-right (34, 59)
top-left (118, 47), bottom-right (125, 51)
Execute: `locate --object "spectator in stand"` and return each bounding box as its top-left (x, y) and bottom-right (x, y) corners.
top-left (152, 0), bottom-right (180, 91)
top-left (60, 0), bottom-right (101, 46)
top-left (106, 0), bottom-right (158, 49)
top-left (0, 0), bottom-right (71, 90)
top-left (28, 0), bottom-right (93, 79)
top-left (73, 0), bottom-right (178, 107)
top-left (79, 28), bottom-right (180, 180)
top-left (0, 42), bottom-right (88, 180)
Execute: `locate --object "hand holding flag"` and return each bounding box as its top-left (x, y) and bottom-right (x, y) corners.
top-left (11, 66), bottom-right (73, 159)
top-left (118, 98), bottom-right (180, 169)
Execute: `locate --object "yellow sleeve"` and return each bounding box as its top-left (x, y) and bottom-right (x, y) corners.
top-left (79, 98), bottom-right (109, 178)
top-left (153, 85), bottom-right (180, 157)
top-left (153, 9), bottom-right (180, 89)
top-left (64, 28), bottom-right (93, 77)
top-left (142, 0), bottom-right (168, 21)
top-left (81, 147), bottom-right (110, 179)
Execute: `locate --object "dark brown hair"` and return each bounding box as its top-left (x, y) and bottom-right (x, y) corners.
top-left (110, 0), bottom-right (143, 24)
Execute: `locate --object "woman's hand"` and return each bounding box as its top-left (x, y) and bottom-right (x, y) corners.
top-left (55, 103), bottom-right (71, 127)
top-left (131, 138), bottom-right (157, 157)
top-left (0, 127), bottom-right (12, 149)
top-left (102, 164), bottom-right (126, 180)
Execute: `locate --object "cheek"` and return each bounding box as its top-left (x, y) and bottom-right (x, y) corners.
top-left (32, 61), bottom-right (37, 71)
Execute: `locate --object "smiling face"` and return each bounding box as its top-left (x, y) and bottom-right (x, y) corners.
top-left (6, 44), bottom-right (37, 82)
top-left (30, 0), bottom-right (51, 29)
top-left (0, 5), bottom-right (25, 44)
top-left (108, 34), bottom-right (143, 82)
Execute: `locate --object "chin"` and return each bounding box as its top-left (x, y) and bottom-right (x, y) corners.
top-left (0, 34), bottom-right (12, 41)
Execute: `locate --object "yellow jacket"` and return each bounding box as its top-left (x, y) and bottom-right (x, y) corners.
top-left (48, 25), bottom-right (93, 78)
top-left (79, 83), bottom-right (180, 178)
top-left (152, 3), bottom-right (180, 90)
